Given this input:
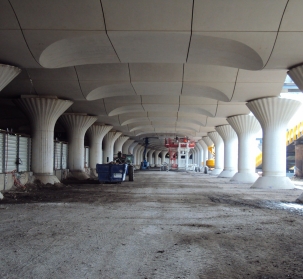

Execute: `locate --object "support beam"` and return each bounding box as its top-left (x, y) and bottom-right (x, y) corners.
top-left (87, 124), bottom-right (112, 174)
top-left (208, 132), bottom-right (224, 175)
top-left (14, 96), bottom-right (73, 184)
top-left (227, 115), bottom-right (261, 183)
top-left (103, 131), bottom-right (122, 163)
top-left (60, 113), bottom-right (97, 180)
top-left (216, 125), bottom-right (238, 178)
top-left (247, 97), bottom-right (301, 189)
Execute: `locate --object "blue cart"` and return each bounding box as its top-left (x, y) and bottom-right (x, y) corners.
top-left (96, 164), bottom-right (128, 183)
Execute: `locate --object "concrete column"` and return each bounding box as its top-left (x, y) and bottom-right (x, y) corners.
top-left (129, 142), bottom-right (138, 155)
top-left (114, 136), bottom-right (129, 155)
top-left (154, 150), bottom-right (161, 165)
top-left (87, 124), bottom-right (112, 171)
top-left (295, 140), bottom-right (303, 177)
top-left (202, 136), bottom-right (214, 159)
top-left (216, 125), bottom-right (238, 178)
top-left (192, 148), bottom-right (198, 164)
top-left (133, 144), bottom-right (141, 164)
top-left (161, 150), bottom-right (168, 164)
top-left (103, 131), bottom-right (122, 163)
top-left (148, 149), bottom-right (155, 164)
top-left (227, 115), bottom-right (261, 183)
top-left (60, 113), bottom-right (97, 179)
top-left (122, 139), bottom-right (134, 154)
top-left (138, 145), bottom-right (145, 163)
top-left (0, 64), bottom-right (21, 91)
top-left (196, 142), bottom-right (203, 167)
top-left (208, 131), bottom-right (224, 175)
top-left (247, 97), bottom-right (301, 189)
top-left (199, 139), bottom-right (208, 167)
top-left (14, 96), bottom-right (73, 184)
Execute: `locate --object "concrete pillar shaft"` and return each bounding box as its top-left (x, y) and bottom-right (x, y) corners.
top-left (87, 124), bottom-right (112, 168)
top-left (208, 131), bottom-right (224, 175)
top-left (154, 150), bottom-right (161, 165)
top-left (216, 125), bottom-right (238, 178)
top-left (122, 139), bottom-right (134, 154)
top-left (198, 140), bottom-right (208, 167)
top-left (129, 142), bottom-right (138, 155)
top-left (247, 97), bottom-right (301, 189)
top-left (114, 136), bottom-right (129, 155)
top-left (161, 150), bottom-right (168, 164)
top-left (202, 136), bottom-right (213, 159)
top-left (103, 131), bottom-right (122, 163)
top-left (14, 96), bottom-right (73, 184)
top-left (148, 150), bottom-right (155, 164)
top-left (196, 142), bottom-right (203, 166)
top-left (60, 113), bottom-right (97, 172)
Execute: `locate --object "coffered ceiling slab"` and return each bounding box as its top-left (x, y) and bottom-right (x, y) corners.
top-left (108, 31), bottom-right (190, 63)
top-left (132, 82), bottom-right (182, 96)
top-left (216, 103), bottom-right (250, 118)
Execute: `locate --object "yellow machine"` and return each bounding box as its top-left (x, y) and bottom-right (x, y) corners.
top-left (206, 145), bottom-right (215, 168)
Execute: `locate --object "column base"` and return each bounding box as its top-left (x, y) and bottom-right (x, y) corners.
top-left (90, 168), bottom-right (98, 178)
top-left (68, 170), bottom-right (90, 180)
top-left (32, 174), bottom-right (60, 185)
top-left (218, 170), bottom-right (237, 178)
top-left (230, 172), bottom-right (259, 184)
top-left (211, 168), bottom-right (223, 175)
top-left (250, 176), bottom-right (295, 189)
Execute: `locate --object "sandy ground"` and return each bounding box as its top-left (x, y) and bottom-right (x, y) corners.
top-left (1, 171), bottom-right (303, 279)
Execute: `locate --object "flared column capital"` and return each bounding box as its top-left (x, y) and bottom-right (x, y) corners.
top-left (0, 64), bottom-right (21, 91)
top-left (208, 131), bottom-right (223, 145)
top-left (104, 131), bottom-right (122, 143)
top-left (247, 97), bottom-right (301, 129)
top-left (215, 125), bottom-right (237, 141)
top-left (87, 124), bottom-right (113, 140)
top-left (227, 115), bottom-right (261, 136)
top-left (60, 113), bottom-right (97, 138)
top-left (14, 96), bottom-right (73, 127)
top-left (202, 136), bottom-right (213, 147)
top-left (198, 139), bottom-right (207, 149)
top-left (115, 136), bottom-right (129, 146)
top-left (288, 64), bottom-right (303, 92)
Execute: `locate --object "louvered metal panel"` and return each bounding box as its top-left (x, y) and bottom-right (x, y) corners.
top-left (0, 133), bottom-right (4, 173)
top-left (62, 143), bottom-right (68, 169)
top-left (54, 142), bottom-right (62, 170)
top-left (18, 136), bottom-right (29, 172)
top-left (6, 134), bottom-right (17, 172)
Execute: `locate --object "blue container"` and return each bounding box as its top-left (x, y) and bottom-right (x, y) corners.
top-left (96, 164), bottom-right (128, 183)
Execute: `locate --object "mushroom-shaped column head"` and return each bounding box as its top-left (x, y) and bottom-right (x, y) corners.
top-left (122, 139), bottom-right (135, 154)
top-left (154, 150), bottom-right (161, 165)
top-left (0, 64), bottom-right (21, 91)
top-left (227, 115), bottom-right (261, 183)
top-left (161, 150), bottom-right (168, 164)
top-left (215, 125), bottom-right (238, 178)
top-left (288, 65), bottom-right (303, 92)
top-left (114, 136), bottom-right (129, 155)
top-left (247, 97), bottom-right (301, 189)
top-left (148, 149), bottom-right (155, 164)
top-left (129, 142), bottom-right (138, 155)
top-left (103, 131), bottom-right (122, 163)
top-left (60, 113), bottom-right (97, 178)
top-left (87, 124), bottom-right (112, 168)
top-left (202, 136), bottom-right (214, 159)
top-left (208, 131), bottom-right (224, 175)
top-left (14, 96), bottom-right (73, 184)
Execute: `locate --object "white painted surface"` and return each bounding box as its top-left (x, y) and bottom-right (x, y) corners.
top-left (103, 131), bottom-right (122, 163)
top-left (208, 131), bottom-right (224, 175)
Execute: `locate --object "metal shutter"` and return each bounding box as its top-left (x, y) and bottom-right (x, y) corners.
top-left (62, 143), bottom-right (68, 169)
top-left (54, 142), bottom-right (62, 170)
top-left (18, 136), bottom-right (29, 172)
top-left (5, 134), bottom-right (17, 172)
top-left (0, 133), bottom-right (4, 173)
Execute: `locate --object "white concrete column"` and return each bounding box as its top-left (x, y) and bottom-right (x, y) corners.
top-left (144, 148), bottom-right (150, 161)
top-left (14, 96), bottom-right (73, 184)
top-left (0, 64), bottom-right (21, 91)
top-left (138, 145), bottom-right (145, 163)
top-left (129, 142), bottom-right (138, 155)
top-left (154, 150), bottom-right (161, 165)
top-left (199, 139), bottom-right (208, 167)
top-left (216, 125), bottom-right (238, 178)
top-left (227, 115), bottom-right (261, 183)
top-left (247, 97), bottom-right (301, 189)
top-left (161, 150), bottom-right (168, 164)
top-left (87, 124), bottom-right (112, 169)
top-left (133, 144), bottom-right (141, 164)
top-left (196, 142), bottom-right (203, 167)
top-left (103, 131), bottom-right (122, 163)
top-left (60, 113), bottom-right (97, 179)
top-left (148, 149), bottom-right (155, 164)
top-left (202, 136), bottom-right (214, 159)
top-left (192, 148), bottom-right (198, 164)
top-left (114, 136), bottom-right (129, 155)
top-left (208, 131), bottom-right (224, 175)
top-left (122, 139), bottom-right (134, 154)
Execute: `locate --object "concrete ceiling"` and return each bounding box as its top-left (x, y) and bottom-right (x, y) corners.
top-left (1, 0), bottom-right (302, 149)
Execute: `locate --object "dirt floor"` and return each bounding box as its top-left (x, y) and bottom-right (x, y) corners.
top-left (1, 171), bottom-right (303, 279)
